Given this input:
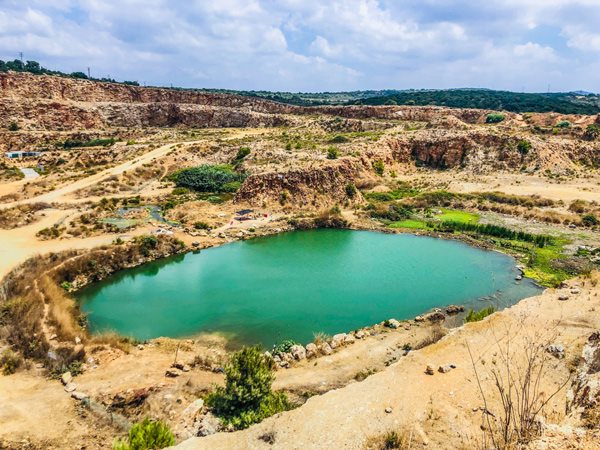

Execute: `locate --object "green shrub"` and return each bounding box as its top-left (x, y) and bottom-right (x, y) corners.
top-left (63, 138), bottom-right (115, 148)
top-left (517, 140), bottom-right (532, 155)
top-left (173, 165), bottom-right (246, 193)
top-left (272, 339), bottom-right (297, 356)
top-left (194, 221), bottom-right (211, 230)
top-left (372, 160), bottom-right (385, 176)
top-left (171, 187), bottom-right (188, 196)
top-left (326, 147), bottom-right (339, 159)
top-left (8, 122), bottom-right (19, 131)
top-left (582, 214), bottom-right (599, 227)
top-left (486, 113), bottom-right (505, 124)
top-left (60, 281), bottom-right (73, 291)
top-left (345, 183), bottom-right (357, 198)
top-left (233, 147), bottom-right (251, 163)
top-left (330, 135), bottom-right (349, 143)
top-left (465, 306), bottom-right (496, 323)
top-left (556, 120), bottom-right (571, 128)
top-left (433, 220), bottom-right (552, 247)
top-left (370, 204), bottom-right (413, 222)
top-left (137, 235), bottom-right (158, 256)
top-left (584, 124), bottom-right (600, 141)
top-left (206, 346), bottom-right (291, 430)
top-left (1, 349), bottom-right (22, 375)
top-left (113, 418), bottom-right (175, 450)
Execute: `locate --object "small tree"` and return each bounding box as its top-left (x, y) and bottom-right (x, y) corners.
top-left (113, 418), bottom-right (175, 450)
top-left (517, 140), bottom-right (532, 155)
top-left (345, 183), bottom-right (357, 198)
top-left (584, 124), bottom-right (600, 141)
top-left (372, 160), bottom-right (385, 176)
top-left (486, 113), bottom-right (505, 124)
top-left (8, 122), bottom-right (19, 131)
top-left (326, 147), bottom-right (339, 159)
top-left (206, 346), bottom-right (291, 429)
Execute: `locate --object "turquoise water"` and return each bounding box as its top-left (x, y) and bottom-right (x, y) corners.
top-left (77, 230), bottom-right (541, 347)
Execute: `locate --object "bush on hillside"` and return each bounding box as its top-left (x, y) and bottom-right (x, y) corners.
top-left (173, 164), bottom-right (246, 193)
top-left (486, 113), bottom-right (505, 124)
top-left (113, 418), bottom-right (175, 450)
top-left (206, 346), bottom-right (292, 429)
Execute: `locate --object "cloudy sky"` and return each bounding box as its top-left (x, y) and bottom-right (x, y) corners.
top-left (1, 0), bottom-right (599, 92)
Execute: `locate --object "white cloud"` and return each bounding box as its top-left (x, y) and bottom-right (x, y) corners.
top-left (0, 1), bottom-right (598, 91)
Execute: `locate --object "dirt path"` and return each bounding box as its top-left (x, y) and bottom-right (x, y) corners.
top-left (1, 142), bottom-right (180, 209)
top-left (176, 277), bottom-right (600, 449)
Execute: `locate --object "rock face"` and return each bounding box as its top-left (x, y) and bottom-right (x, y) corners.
top-left (235, 160), bottom-right (363, 208)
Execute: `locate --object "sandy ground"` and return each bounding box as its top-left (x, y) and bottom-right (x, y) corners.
top-left (176, 277), bottom-right (600, 450)
top-left (447, 173), bottom-right (600, 203)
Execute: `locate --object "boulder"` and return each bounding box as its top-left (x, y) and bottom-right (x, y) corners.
top-left (445, 305), bottom-right (464, 315)
top-left (61, 372), bottom-right (73, 385)
top-left (305, 343), bottom-right (318, 359)
top-left (318, 342), bottom-right (333, 355)
top-left (386, 319), bottom-right (401, 329)
top-left (64, 382), bottom-right (77, 393)
top-left (197, 412), bottom-right (223, 437)
top-left (71, 391), bottom-right (89, 401)
top-left (165, 368), bottom-right (182, 378)
top-left (426, 311), bottom-right (446, 322)
top-left (330, 333), bottom-right (347, 349)
top-left (425, 364), bottom-right (435, 375)
top-left (558, 295), bottom-right (569, 301)
top-left (290, 345), bottom-right (306, 361)
top-left (182, 399), bottom-right (204, 420)
top-left (547, 344), bottom-right (565, 359)
top-left (415, 315), bottom-right (425, 322)
top-left (438, 365), bottom-right (453, 374)
top-left (343, 334), bottom-right (356, 345)
top-left (354, 330), bottom-right (366, 339)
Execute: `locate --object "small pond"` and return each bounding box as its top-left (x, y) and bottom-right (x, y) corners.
top-left (77, 230), bottom-right (542, 347)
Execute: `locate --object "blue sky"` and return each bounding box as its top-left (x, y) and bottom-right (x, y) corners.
top-left (1, 0), bottom-right (599, 92)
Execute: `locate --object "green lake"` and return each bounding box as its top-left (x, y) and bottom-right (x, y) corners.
top-left (77, 229), bottom-right (542, 347)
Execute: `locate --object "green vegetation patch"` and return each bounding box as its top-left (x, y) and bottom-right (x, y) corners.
top-left (437, 208), bottom-right (479, 224)
top-left (113, 418), bottom-right (175, 450)
top-left (63, 138), bottom-right (115, 149)
top-left (206, 346), bottom-right (292, 430)
top-left (172, 164), bottom-right (246, 193)
top-left (389, 219), bottom-right (428, 230)
top-left (465, 306), bottom-right (496, 323)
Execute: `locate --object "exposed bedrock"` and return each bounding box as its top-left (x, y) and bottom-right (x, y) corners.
top-left (235, 160), bottom-right (363, 208)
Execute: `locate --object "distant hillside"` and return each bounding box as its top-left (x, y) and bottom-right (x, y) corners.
top-left (3, 59), bottom-right (599, 114)
top-left (348, 89), bottom-right (600, 115)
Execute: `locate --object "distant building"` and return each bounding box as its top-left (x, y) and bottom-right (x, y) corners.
top-left (4, 151), bottom-right (41, 159)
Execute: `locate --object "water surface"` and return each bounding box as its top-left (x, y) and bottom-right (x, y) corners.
top-left (77, 230), bottom-right (541, 347)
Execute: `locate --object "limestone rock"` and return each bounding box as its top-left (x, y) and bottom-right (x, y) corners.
top-left (425, 365), bottom-right (435, 375)
top-left (547, 344), bottom-right (565, 359)
top-left (343, 334), bottom-right (356, 345)
top-left (165, 368), bottom-right (182, 378)
top-left (290, 345), bottom-right (306, 361)
top-left (61, 372), bottom-right (73, 385)
top-left (305, 343), bottom-right (318, 359)
top-left (71, 391), bottom-right (89, 401)
top-left (318, 342), bottom-right (333, 355)
top-left (330, 333), bottom-right (347, 349)
top-left (64, 382), bottom-right (77, 392)
top-left (197, 412), bottom-right (222, 437)
top-left (354, 330), bottom-right (366, 339)
top-left (386, 319), bottom-right (401, 329)
top-left (426, 311), bottom-right (446, 322)
top-left (445, 305), bottom-right (464, 315)
top-left (558, 295), bottom-right (570, 301)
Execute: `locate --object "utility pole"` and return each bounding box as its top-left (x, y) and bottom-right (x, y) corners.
top-left (87, 67), bottom-right (91, 79)
top-left (19, 52), bottom-right (23, 63)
